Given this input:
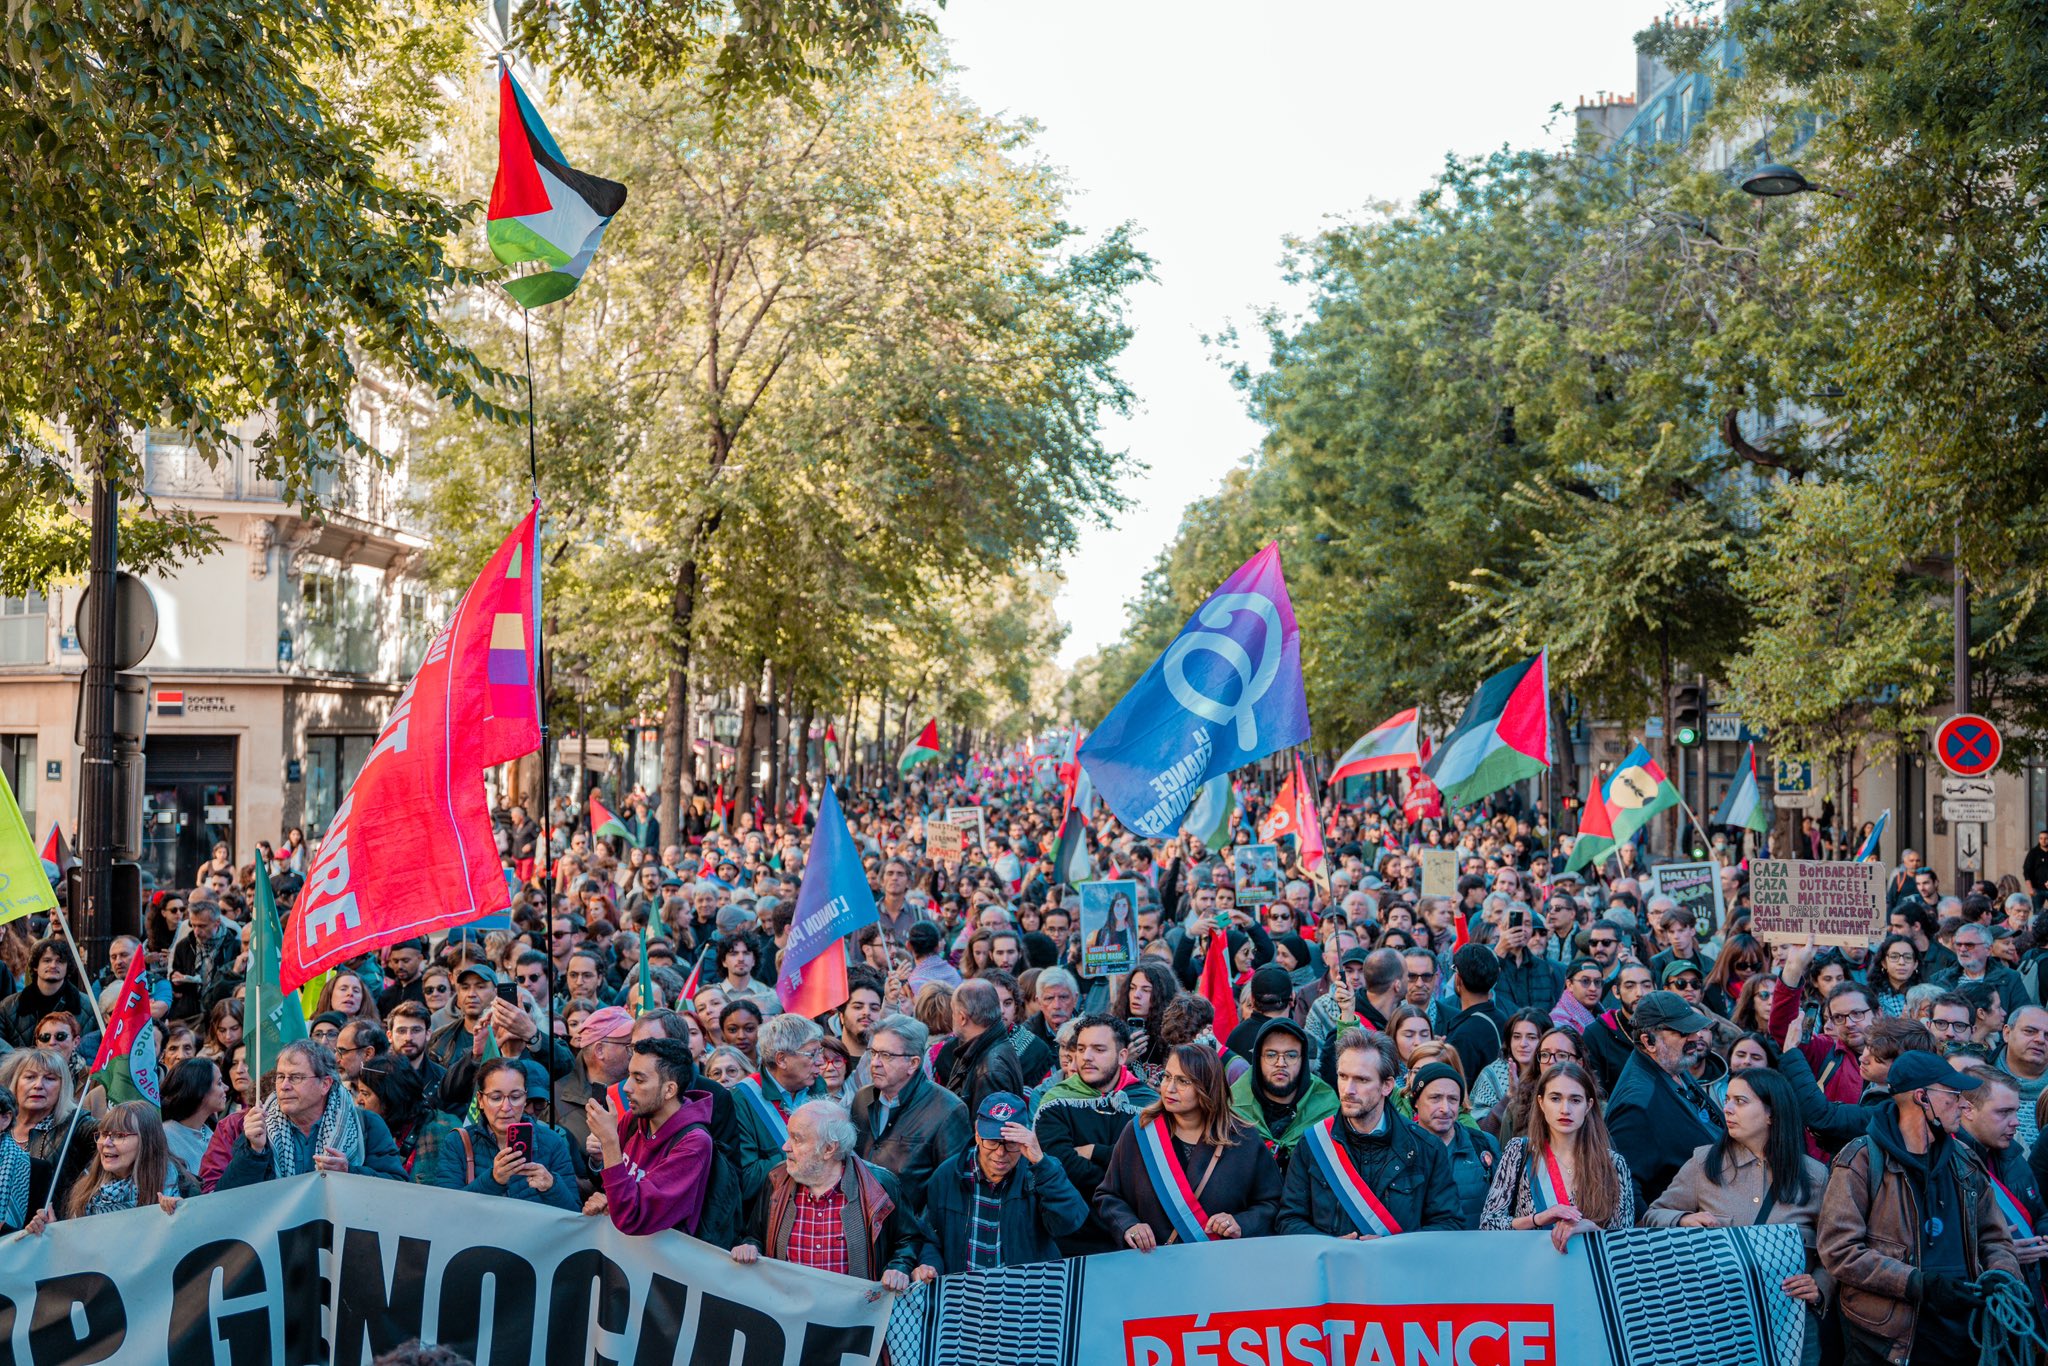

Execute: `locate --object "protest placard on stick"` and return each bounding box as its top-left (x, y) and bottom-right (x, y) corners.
top-left (1749, 859), bottom-right (1885, 947)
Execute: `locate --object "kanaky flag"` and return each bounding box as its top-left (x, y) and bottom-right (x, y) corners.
top-left (488, 63), bottom-right (627, 308)
top-left (777, 785), bottom-right (878, 1018)
top-left (282, 505), bottom-right (543, 989)
top-left (1605, 744), bottom-right (1680, 848)
top-left (1199, 921), bottom-right (1239, 1043)
top-left (88, 947), bottom-right (160, 1105)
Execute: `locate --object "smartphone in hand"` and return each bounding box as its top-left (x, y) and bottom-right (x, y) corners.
top-left (505, 1119), bottom-right (533, 1161)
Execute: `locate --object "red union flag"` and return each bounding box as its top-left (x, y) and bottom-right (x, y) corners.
top-left (282, 505), bottom-right (541, 989)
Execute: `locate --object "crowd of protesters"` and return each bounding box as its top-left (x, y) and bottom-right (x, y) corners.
top-left (7, 775), bottom-right (2048, 1366)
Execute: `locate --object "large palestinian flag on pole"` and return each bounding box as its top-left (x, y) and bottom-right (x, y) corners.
top-left (1421, 652), bottom-right (1551, 807)
top-left (488, 64), bottom-right (627, 308)
top-left (1330, 708), bottom-right (1422, 784)
top-left (898, 717), bottom-right (941, 775)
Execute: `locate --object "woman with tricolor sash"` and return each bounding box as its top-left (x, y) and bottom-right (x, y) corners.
top-left (1094, 1043), bottom-right (1281, 1250)
top-left (1647, 1068), bottom-right (1830, 1364)
top-left (1479, 1060), bottom-right (1636, 1251)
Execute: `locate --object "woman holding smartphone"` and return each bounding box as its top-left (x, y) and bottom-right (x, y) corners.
top-left (430, 1057), bottom-right (579, 1209)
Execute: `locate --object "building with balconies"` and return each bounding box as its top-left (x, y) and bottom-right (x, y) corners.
top-left (0, 370), bottom-right (437, 892)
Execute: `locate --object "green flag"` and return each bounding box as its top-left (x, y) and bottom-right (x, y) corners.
top-left (0, 767), bottom-right (57, 927)
top-left (248, 858), bottom-right (307, 1089)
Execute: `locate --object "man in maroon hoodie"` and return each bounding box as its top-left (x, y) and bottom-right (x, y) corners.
top-left (585, 1037), bottom-right (715, 1235)
top-left (1770, 936), bottom-right (1874, 1111)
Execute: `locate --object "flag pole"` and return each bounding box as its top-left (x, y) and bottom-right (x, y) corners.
top-left (51, 907), bottom-right (107, 1032)
top-left (523, 305), bottom-right (559, 1127)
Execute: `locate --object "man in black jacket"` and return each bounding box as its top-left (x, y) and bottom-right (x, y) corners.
top-left (1584, 962), bottom-right (1656, 1093)
top-left (853, 1014), bottom-right (968, 1212)
top-left (1491, 908), bottom-right (1564, 1015)
top-left (921, 1091), bottom-right (1088, 1271)
top-left (1442, 945), bottom-right (1510, 1084)
top-left (1034, 1013), bottom-right (1157, 1254)
top-left (1604, 990), bottom-right (1724, 1207)
top-left (936, 980), bottom-right (1026, 1118)
top-left (1277, 1029), bottom-right (1461, 1237)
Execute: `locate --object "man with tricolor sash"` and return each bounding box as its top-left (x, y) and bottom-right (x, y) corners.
top-left (1275, 1029), bottom-right (1460, 1238)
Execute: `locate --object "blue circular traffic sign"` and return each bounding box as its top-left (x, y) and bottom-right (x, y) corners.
top-left (1935, 713), bottom-right (2001, 777)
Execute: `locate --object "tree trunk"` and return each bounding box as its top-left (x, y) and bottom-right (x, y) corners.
top-left (735, 670), bottom-right (761, 819)
top-left (658, 555), bottom-right (701, 849)
top-left (875, 685), bottom-right (890, 789)
top-left (1658, 626), bottom-right (1676, 858)
top-left (844, 687), bottom-right (861, 788)
top-left (797, 699), bottom-right (815, 800)
top-left (1550, 692), bottom-right (1576, 838)
top-left (763, 662), bottom-right (781, 820)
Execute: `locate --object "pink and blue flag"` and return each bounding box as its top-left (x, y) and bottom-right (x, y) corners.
top-left (776, 783), bottom-right (879, 1018)
top-left (1079, 542), bottom-right (1308, 838)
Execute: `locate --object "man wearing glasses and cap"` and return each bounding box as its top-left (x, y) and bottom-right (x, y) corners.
top-left (1820, 1051), bottom-right (2024, 1366)
top-left (1605, 989), bottom-right (1725, 1207)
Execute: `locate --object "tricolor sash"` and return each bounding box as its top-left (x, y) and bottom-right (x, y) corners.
top-left (1529, 1145), bottom-right (1572, 1212)
top-left (1990, 1172), bottom-right (2037, 1238)
top-left (1134, 1117), bottom-right (1210, 1244)
top-left (1303, 1117), bottom-right (1404, 1237)
top-left (735, 1076), bottom-right (789, 1143)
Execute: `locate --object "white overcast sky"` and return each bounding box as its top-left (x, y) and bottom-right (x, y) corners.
top-left (933, 0), bottom-right (1658, 663)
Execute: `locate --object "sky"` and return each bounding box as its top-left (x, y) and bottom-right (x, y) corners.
top-left (932, 0), bottom-right (1659, 664)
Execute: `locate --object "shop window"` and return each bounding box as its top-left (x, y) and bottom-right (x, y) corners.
top-left (303, 733), bottom-right (376, 838)
top-left (0, 594), bottom-right (46, 666)
top-left (0, 734), bottom-right (36, 834)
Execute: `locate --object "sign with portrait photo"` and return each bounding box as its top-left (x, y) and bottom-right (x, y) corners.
top-left (945, 804), bottom-right (986, 850)
top-left (1233, 842), bottom-right (1282, 907)
top-left (1078, 878), bottom-right (1139, 975)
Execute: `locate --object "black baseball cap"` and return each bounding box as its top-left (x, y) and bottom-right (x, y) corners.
top-left (1631, 990), bottom-right (1713, 1036)
top-left (1888, 1051), bottom-right (1983, 1094)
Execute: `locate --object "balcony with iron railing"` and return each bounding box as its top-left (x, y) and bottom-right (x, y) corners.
top-left (141, 430), bottom-right (284, 504)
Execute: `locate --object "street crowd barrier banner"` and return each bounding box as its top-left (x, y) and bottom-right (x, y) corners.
top-left (884, 1227), bottom-right (1806, 1366)
top-left (2, 1175), bottom-right (1803, 1366)
top-left (0, 1173), bottom-right (891, 1365)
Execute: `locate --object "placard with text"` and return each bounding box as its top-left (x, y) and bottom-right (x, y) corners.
top-left (1749, 859), bottom-right (1885, 946)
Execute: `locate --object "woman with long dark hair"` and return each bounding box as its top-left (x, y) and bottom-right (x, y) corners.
top-left (1479, 1060), bottom-right (1635, 1250)
top-left (1095, 1043), bottom-right (1282, 1249)
top-left (1868, 934), bottom-right (1924, 1017)
top-left (1113, 963), bottom-right (1180, 1082)
top-left (1647, 1068), bottom-right (1828, 1359)
top-left (1471, 1009), bottom-right (1548, 1118)
top-left (1703, 933), bottom-right (1766, 1017)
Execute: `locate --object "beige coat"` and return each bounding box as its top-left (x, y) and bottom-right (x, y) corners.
top-left (1645, 1142), bottom-right (1834, 1304)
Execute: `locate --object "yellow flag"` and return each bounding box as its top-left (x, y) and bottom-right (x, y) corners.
top-left (0, 767), bottom-right (57, 926)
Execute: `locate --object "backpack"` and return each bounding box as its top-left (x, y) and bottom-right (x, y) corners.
top-left (688, 1123), bottom-right (743, 1249)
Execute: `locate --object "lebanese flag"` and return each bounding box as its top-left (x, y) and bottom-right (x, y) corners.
top-left (283, 506), bottom-right (542, 989)
top-left (1199, 921), bottom-right (1240, 1042)
top-left (1330, 709), bottom-right (1422, 784)
top-left (40, 823), bottom-right (77, 877)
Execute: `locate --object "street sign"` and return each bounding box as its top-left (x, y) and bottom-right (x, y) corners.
top-left (75, 571), bottom-right (160, 669)
top-left (1942, 799), bottom-right (1995, 822)
top-left (1956, 822), bottom-right (1984, 872)
top-left (1774, 760), bottom-right (1812, 793)
top-left (1706, 714), bottom-right (1742, 742)
top-left (1940, 776), bottom-right (1994, 802)
top-left (1935, 713), bottom-right (2002, 777)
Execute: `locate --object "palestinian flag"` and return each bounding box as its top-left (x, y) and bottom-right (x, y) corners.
top-left (1181, 773), bottom-right (1234, 851)
top-left (1713, 742), bottom-right (1769, 833)
top-left (1331, 708), bottom-right (1422, 784)
top-left (898, 717), bottom-right (941, 775)
top-left (1049, 805), bottom-right (1091, 888)
top-left (488, 64), bottom-right (627, 308)
top-left (247, 858), bottom-right (307, 1095)
top-left (1422, 652), bottom-right (1552, 807)
top-left (823, 723), bottom-right (840, 773)
top-left (40, 823), bottom-right (77, 878)
top-left (1565, 779), bottom-right (1616, 873)
top-left (1604, 743), bottom-right (1680, 847)
top-left (590, 791), bottom-right (635, 846)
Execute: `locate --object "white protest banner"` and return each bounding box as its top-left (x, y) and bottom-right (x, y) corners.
top-left (1749, 858), bottom-right (1887, 947)
top-left (0, 1172), bottom-right (889, 1365)
top-left (1419, 847), bottom-right (1460, 899)
top-left (1649, 860), bottom-right (1725, 931)
top-left (884, 1227), bottom-right (1805, 1366)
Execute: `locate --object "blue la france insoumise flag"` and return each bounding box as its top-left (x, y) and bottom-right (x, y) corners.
top-left (1080, 542), bottom-right (1309, 838)
top-left (775, 783), bottom-right (879, 1016)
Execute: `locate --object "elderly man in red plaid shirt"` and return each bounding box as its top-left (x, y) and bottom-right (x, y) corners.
top-left (730, 1099), bottom-right (936, 1292)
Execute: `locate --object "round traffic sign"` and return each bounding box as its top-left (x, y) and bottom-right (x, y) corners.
top-left (1935, 713), bottom-right (2002, 778)
top-left (75, 571), bottom-right (160, 670)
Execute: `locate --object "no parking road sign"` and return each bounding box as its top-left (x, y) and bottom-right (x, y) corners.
top-left (1935, 713), bottom-right (2002, 778)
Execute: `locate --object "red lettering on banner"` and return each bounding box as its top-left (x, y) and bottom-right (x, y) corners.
top-left (1124, 1304), bottom-right (1555, 1366)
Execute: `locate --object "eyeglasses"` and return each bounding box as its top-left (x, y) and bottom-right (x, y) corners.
top-left (1828, 1007), bottom-right (1875, 1025)
top-left (275, 1072), bottom-right (319, 1086)
top-left (424, 982), bottom-right (452, 995)
top-left (1589, 937), bottom-right (1618, 949)
top-left (869, 1048), bottom-right (917, 1062)
top-left (1537, 1049), bottom-right (1579, 1065)
top-left (1671, 978), bottom-right (1704, 990)
top-left (481, 1091), bottom-right (528, 1107)
top-left (1929, 1018), bottom-right (1971, 1033)
top-left (35, 1033), bottom-right (72, 1044)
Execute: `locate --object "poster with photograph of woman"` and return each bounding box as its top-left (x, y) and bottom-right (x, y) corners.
top-left (1078, 879), bottom-right (1138, 975)
top-left (1233, 843), bottom-right (1281, 906)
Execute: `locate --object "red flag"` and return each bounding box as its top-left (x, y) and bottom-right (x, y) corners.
top-left (1401, 766), bottom-right (1442, 823)
top-left (1199, 921), bottom-right (1240, 1043)
top-left (40, 823), bottom-right (77, 876)
top-left (1294, 755), bottom-right (1327, 874)
top-left (282, 506), bottom-right (542, 989)
top-left (678, 945), bottom-right (710, 1003)
top-left (88, 947), bottom-right (160, 1103)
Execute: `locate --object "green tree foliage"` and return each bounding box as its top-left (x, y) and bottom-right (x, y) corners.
top-left (413, 50), bottom-right (1144, 822)
top-left (0, 0), bottom-right (500, 593)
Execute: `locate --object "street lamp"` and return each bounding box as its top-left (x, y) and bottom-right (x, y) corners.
top-left (1740, 163), bottom-right (1814, 197)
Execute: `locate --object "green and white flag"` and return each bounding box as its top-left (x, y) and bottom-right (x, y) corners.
top-left (248, 859), bottom-right (307, 1088)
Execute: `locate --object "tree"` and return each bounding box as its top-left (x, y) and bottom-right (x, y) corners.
top-left (0, 0), bottom-right (499, 593)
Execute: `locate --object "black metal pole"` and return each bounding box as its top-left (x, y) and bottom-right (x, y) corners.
top-left (79, 463), bottom-right (118, 975)
top-left (524, 309), bottom-right (559, 1121)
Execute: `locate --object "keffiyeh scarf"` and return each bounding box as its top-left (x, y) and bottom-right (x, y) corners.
top-left (262, 1081), bottom-right (365, 1178)
top-left (0, 1136), bottom-right (29, 1230)
top-left (84, 1178), bottom-right (137, 1217)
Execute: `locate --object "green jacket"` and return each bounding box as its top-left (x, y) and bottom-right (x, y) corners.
top-left (1229, 1070), bottom-right (1338, 1155)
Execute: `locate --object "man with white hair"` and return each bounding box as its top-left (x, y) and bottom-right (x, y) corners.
top-left (730, 1100), bottom-right (937, 1289)
top-left (852, 1013), bottom-right (968, 1211)
top-left (746, 1012), bottom-right (828, 1129)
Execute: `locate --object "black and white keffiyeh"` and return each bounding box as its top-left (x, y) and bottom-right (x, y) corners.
top-left (261, 1080), bottom-right (364, 1177)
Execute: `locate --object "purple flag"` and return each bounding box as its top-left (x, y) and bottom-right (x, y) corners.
top-left (1079, 542), bottom-right (1309, 837)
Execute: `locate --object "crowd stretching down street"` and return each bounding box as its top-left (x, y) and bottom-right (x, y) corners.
top-left (8, 761), bottom-right (2048, 1365)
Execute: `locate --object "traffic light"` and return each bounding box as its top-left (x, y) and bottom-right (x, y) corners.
top-left (1673, 684), bottom-right (1705, 749)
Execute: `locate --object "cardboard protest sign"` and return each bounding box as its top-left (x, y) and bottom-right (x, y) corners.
top-left (1749, 858), bottom-right (1886, 946)
top-left (1419, 848), bottom-right (1460, 899)
top-left (1233, 843), bottom-right (1282, 906)
top-left (1649, 860), bottom-right (1726, 933)
top-left (923, 817), bottom-right (966, 862)
top-left (1078, 878), bottom-right (1139, 975)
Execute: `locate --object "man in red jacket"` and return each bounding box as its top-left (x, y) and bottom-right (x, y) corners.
top-left (1771, 937), bottom-right (1876, 1112)
top-left (585, 1037), bottom-right (715, 1235)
